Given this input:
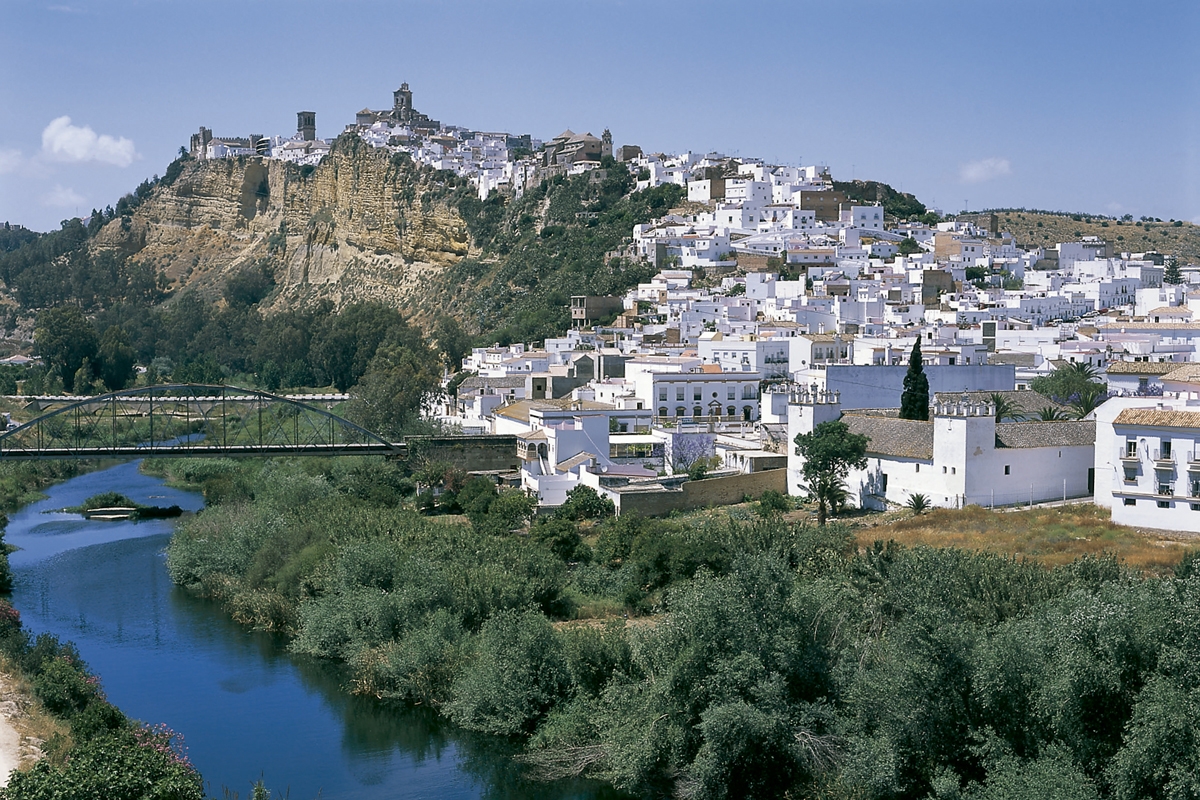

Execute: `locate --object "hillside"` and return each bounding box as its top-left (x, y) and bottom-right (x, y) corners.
top-left (0, 136), bottom-right (682, 345)
top-left (985, 209), bottom-right (1200, 263)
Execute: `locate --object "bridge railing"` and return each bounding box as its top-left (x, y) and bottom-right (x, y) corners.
top-left (0, 384), bottom-right (403, 459)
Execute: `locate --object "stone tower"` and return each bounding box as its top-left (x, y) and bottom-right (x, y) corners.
top-left (393, 83), bottom-right (413, 123)
top-left (601, 128), bottom-right (613, 159)
top-left (297, 111), bottom-right (316, 141)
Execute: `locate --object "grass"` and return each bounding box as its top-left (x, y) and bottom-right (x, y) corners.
top-left (858, 503), bottom-right (1198, 576)
top-left (987, 210), bottom-right (1200, 263)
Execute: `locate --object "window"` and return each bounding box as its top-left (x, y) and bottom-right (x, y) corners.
top-left (1163, 440), bottom-right (1173, 458)
top-left (942, 466), bottom-right (947, 474)
top-left (1159, 482), bottom-right (1173, 496)
top-left (1004, 465), bottom-right (1010, 475)
top-left (915, 464), bottom-right (920, 473)
top-left (880, 474), bottom-right (888, 492)
top-left (1124, 498), bottom-right (1137, 506)
top-left (1193, 504), bottom-right (1200, 511)
top-left (1124, 470), bottom-right (1137, 482)
top-left (694, 389), bottom-right (702, 401)
top-left (658, 388), bottom-right (667, 401)
top-left (1158, 500), bottom-right (1171, 509)
top-left (728, 387), bottom-right (736, 400)
top-left (676, 388), bottom-right (684, 401)
top-left (1126, 440), bottom-right (1137, 457)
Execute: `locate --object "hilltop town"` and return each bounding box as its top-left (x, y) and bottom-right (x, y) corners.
top-left (48, 82), bottom-right (1200, 533)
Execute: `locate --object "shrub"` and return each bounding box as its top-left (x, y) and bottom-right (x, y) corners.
top-left (447, 610), bottom-right (569, 737)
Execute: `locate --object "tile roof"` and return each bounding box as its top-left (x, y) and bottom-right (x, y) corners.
top-left (556, 452), bottom-right (597, 472)
top-left (1114, 409), bottom-right (1200, 429)
top-left (843, 414), bottom-right (934, 459)
top-left (1105, 361), bottom-right (1180, 376)
top-left (493, 399), bottom-right (614, 423)
top-left (994, 421), bottom-right (1095, 448)
top-left (932, 390), bottom-right (1063, 415)
top-left (1161, 364), bottom-right (1200, 384)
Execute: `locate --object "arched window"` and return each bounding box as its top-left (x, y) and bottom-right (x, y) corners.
top-left (743, 406), bottom-right (753, 421)
top-left (658, 407), bottom-right (668, 418)
top-left (675, 407), bottom-right (685, 417)
top-left (728, 406), bottom-right (736, 417)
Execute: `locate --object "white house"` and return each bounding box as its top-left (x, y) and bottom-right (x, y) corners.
top-left (787, 387), bottom-right (1095, 510)
top-left (1095, 397), bottom-right (1200, 532)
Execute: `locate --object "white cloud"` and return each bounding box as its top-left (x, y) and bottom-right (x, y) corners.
top-left (959, 157), bottom-right (1011, 184)
top-left (41, 185), bottom-right (86, 208)
top-left (41, 116), bottom-right (136, 167)
top-left (0, 149), bottom-right (21, 175)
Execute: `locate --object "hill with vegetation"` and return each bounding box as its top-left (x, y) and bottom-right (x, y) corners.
top-left (985, 208), bottom-right (1200, 262)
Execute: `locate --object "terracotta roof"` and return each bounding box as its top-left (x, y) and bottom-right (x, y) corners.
top-left (994, 421), bottom-right (1095, 448)
top-left (1149, 306), bottom-right (1192, 316)
top-left (1114, 409), bottom-right (1200, 429)
top-left (1162, 364), bottom-right (1200, 384)
top-left (556, 452), bottom-right (597, 472)
top-left (1105, 361), bottom-right (1180, 376)
top-left (843, 414), bottom-right (933, 460)
top-left (493, 399), bottom-right (614, 423)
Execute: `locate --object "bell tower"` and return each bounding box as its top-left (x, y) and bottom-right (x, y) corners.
top-left (296, 111), bottom-right (316, 141)
top-left (393, 83), bottom-right (413, 123)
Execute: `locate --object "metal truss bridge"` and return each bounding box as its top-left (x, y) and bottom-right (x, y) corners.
top-left (0, 385), bottom-right (405, 460)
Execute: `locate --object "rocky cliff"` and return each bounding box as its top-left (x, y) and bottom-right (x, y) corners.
top-left (92, 136), bottom-right (473, 320)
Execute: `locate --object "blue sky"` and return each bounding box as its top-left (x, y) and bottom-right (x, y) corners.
top-left (1, 0), bottom-right (1197, 232)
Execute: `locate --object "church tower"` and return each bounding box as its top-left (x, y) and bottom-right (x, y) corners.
top-left (297, 111), bottom-right (316, 141)
top-left (393, 83), bottom-right (413, 123)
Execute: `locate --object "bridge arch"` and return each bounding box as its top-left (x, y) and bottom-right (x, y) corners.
top-left (0, 384), bottom-right (403, 459)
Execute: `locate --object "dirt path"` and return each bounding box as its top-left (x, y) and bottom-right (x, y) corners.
top-left (0, 674), bottom-right (22, 787)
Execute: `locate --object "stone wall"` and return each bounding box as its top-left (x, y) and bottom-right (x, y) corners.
top-left (610, 469), bottom-right (786, 517)
top-left (404, 435), bottom-right (519, 472)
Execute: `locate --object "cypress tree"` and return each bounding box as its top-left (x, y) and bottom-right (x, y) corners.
top-left (899, 339), bottom-right (929, 420)
top-left (1164, 257), bottom-right (1183, 285)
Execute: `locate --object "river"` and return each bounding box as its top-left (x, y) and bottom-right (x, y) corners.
top-left (6, 460), bottom-right (618, 799)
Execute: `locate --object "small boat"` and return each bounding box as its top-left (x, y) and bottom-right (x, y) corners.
top-left (82, 507), bottom-right (137, 520)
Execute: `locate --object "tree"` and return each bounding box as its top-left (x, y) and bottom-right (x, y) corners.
top-left (898, 237), bottom-right (922, 256)
top-left (35, 305), bottom-right (98, 393)
top-left (900, 339), bottom-right (929, 420)
top-left (990, 393), bottom-right (1025, 422)
top-left (348, 323), bottom-right (442, 439)
top-left (1163, 256), bottom-right (1183, 285)
top-left (97, 325), bottom-right (137, 391)
top-left (434, 315), bottom-right (472, 373)
top-left (794, 420), bottom-right (869, 525)
top-left (1036, 405), bottom-right (1069, 421)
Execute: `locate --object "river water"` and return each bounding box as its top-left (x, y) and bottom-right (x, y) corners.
top-left (6, 461), bottom-right (616, 800)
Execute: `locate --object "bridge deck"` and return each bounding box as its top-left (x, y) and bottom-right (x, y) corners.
top-left (0, 442), bottom-right (407, 460)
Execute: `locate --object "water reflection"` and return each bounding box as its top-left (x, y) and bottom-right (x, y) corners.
top-left (4, 462), bottom-right (623, 799)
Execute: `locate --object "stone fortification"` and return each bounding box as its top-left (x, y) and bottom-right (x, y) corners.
top-left (91, 136), bottom-right (473, 320)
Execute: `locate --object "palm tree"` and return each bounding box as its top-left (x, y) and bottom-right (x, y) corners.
top-left (801, 473), bottom-right (850, 526)
top-left (1064, 362), bottom-right (1100, 381)
top-left (1035, 406), bottom-right (1069, 421)
top-left (989, 393), bottom-right (1025, 422)
top-left (1070, 384), bottom-right (1108, 419)
top-left (906, 492), bottom-right (931, 514)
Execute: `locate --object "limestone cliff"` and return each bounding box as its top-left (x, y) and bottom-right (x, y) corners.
top-left (91, 136), bottom-right (473, 321)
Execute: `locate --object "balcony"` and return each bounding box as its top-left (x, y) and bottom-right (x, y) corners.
top-left (1152, 448), bottom-right (1176, 469)
top-left (1119, 447), bottom-right (1139, 463)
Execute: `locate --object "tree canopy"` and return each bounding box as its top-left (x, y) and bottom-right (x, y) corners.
top-left (793, 419), bottom-right (869, 525)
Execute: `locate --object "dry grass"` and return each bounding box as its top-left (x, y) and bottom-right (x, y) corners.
top-left (0, 653), bottom-right (70, 772)
top-left (990, 211), bottom-right (1200, 262)
top-left (858, 503), bottom-right (1199, 576)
